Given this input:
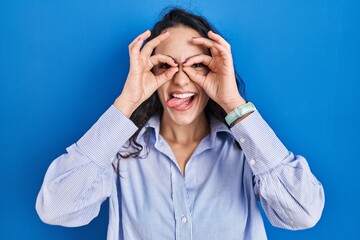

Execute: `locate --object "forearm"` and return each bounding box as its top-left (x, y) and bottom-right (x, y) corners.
top-left (231, 110), bottom-right (325, 229)
top-left (36, 105), bottom-right (138, 226)
top-left (255, 153), bottom-right (325, 229)
top-left (36, 148), bottom-right (113, 226)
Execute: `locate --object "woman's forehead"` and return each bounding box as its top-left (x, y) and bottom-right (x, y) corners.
top-left (154, 26), bottom-right (208, 60)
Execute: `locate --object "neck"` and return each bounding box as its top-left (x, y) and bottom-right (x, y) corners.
top-left (160, 113), bottom-right (210, 144)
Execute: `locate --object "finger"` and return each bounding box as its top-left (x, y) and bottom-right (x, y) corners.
top-left (129, 31), bottom-right (151, 66)
top-left (141, 31), bottom-right (170, 57)
top-left (182, 54), bottom-right (212, 67)
top-left (155, 67), bottom-right (179, 87)
top-left (212, 41), bottom-right (231, 59)
top-left (191, 37), bottom-right (214, 48)
top-left (191, 37), bottom-right (220, 56)
top-left (183, 66), bottom-right (207, 87)
top-left (149, 54), bottom-right (177, 69)
top-left (208, 30), bottom-right (231, 51)
top-left (129, 30), bottom-right (151, 49)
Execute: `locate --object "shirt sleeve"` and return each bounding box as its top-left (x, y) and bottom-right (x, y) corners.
top-left (231, 110), bottom-right (325, 230)
top-left (36, 105), bottom-right (138, 227)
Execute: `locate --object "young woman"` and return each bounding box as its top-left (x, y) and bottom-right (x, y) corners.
top-left (36, 8), bottom-right (324, 240)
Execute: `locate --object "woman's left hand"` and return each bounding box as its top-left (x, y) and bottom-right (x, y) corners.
top-left (182, 31), bottom-right (246, 113)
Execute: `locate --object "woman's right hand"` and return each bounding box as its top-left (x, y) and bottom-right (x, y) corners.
top-left (114, 30), bottom-right (179, 117)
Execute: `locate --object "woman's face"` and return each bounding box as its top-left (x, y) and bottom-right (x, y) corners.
top-left (154, 26), bottom-right (210, 126)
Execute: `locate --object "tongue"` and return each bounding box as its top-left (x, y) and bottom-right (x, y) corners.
top-left (166, 97), bottom-right (192, 108)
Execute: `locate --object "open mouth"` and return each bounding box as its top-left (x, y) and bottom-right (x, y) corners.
top-left (166, 92), bottom-right (196, 110)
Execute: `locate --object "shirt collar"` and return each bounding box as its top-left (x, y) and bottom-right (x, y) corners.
top-left (137, 115), bottom-right (233, 146)
top-left (209, 116), bottom-right (233, 138)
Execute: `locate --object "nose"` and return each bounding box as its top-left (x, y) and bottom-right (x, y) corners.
top-left (172, 67), bottom-right (190, 86)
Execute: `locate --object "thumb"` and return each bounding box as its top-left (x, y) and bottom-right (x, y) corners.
top-left (155, 67), bottom-right (179, 87)
top-left (183, 67), bottom-right (207, 88)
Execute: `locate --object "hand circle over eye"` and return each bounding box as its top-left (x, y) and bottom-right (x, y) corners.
top-left (114, 30), bottom-right (179, 117)
top-left (181, 31), bottom-right (245, 113)
top-left (149, 54), bottom-right (176, 71)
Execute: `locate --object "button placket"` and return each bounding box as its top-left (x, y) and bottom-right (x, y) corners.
top-left (171, 164), bottom-right (192, 239)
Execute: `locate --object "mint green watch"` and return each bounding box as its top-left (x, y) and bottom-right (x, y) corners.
top-left (225, 102), bottom-right (256, 126)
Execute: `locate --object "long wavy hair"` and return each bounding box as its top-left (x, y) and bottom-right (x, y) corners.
top-left (117, 7), bottom-right (245, 160)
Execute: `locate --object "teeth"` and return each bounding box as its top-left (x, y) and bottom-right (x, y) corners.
top-left (172, 93), bottom-right (195, 99)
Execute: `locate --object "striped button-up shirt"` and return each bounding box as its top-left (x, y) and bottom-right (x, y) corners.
top-left (36, 105), bottom-right (324, 240)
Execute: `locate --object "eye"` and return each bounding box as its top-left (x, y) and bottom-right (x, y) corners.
top-left (157, 63), bottom-right (171, 69)
top-left (192, 63), bottom-right (205, 68)
top-left (153, 63), bottom-right (171, 75)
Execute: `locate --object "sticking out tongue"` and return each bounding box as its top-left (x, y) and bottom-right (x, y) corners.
top-left (166, 96), bottom-right (193, 108)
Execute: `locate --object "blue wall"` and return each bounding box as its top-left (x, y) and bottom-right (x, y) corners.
top-left (1, 0), bottom-right (359, 239)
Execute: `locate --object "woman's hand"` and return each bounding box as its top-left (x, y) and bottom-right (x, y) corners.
top-left (182, 31), bottom-right (246, 113)
top-left (114, 30), bottom-right (179, 117)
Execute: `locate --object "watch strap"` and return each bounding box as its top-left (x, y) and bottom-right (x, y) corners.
top-left (225, 102), bottom-right (256, 126)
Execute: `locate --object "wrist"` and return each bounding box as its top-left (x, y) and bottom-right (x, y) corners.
top-left (113, 95), bottom-right (138, 118)
top-left (225, 102), bottom-right (256, 127)
top-left (223, 96), bottom-right (247, 114)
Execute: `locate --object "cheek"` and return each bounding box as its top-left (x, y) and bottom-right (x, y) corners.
top-left (199, 89), bottom-right (210, 107)
top-left (156, 85), bottom-right (168, 105)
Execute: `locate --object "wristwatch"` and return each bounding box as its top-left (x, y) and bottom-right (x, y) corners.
top-left (225, 102), bottom-right (256, 127)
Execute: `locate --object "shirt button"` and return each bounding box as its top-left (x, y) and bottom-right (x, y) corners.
top-left (239, 137), bottom-right (246, 143)
top-left (181, 216), bottom-right (188, 223)
top-left (249, 159), bottom-right (256, 165)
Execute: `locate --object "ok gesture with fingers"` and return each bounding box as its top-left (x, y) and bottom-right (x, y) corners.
top-left (183, 31), bottom-right (246, 113)
top-left (114, 30), bottom-right (179, 117)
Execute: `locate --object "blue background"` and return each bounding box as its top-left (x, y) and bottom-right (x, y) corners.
top-left (1, 0), bottom-right (359, 239)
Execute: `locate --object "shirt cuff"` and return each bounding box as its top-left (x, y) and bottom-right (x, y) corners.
top-left (77, 105), bottom-right (138, 168)
top-left (230, 110), bottom-right (290, 175)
